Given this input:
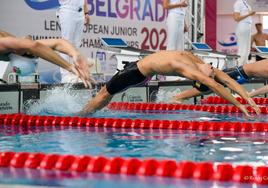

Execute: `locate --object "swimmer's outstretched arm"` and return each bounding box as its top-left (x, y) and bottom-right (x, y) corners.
top-left (0, 37), bottom-right (87, 86)
top-left (80, 86), bottom-right (113, 115)
top-left (214, 69), bottom-right (260, 114)
top-left (249, 85), bottom-right (268, 97)
top-left (0, 37), bottom-right (71, 69)
top-left (37, 39), bottom-right (79, 58)
top-left (171, 87), bottom-right (202, 103)
top-left (37, 39), bottom-right (94, 87)
top-left (180, 68), bottom-right (251, 117)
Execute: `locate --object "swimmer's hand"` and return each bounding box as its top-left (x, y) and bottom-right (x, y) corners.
top-left (78, 108), bottom-right (95, 117)
top-left (247, 98), bottom-right (261, 115)
top-left (71, 111), bottom-right (90, 117)
top-left (73, 54), bottom-right (96, 88)
top-left (238, 104), bottom-right (253, 118)
top-left (68, 64), bottom-right (90, 88)
top-left (170, 96), bottom-right (184, 104)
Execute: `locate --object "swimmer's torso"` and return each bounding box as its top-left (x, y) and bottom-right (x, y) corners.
top-left (137, 51), bottom-right (200, 76)
top-left (253, 33), bottom-right (268, 46)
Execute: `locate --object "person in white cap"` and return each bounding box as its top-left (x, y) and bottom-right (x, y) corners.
top-left (233, 0), bottom-right (255, 66)
top-left (57, 0), bottom-right (90, 83)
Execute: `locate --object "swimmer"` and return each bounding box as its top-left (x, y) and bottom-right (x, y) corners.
top-left (80, 51), bottom-right (260, 117)
top-left (0, 30), bottom-right (93, 88)
top-left (172, 58), bottom-right (268, 102)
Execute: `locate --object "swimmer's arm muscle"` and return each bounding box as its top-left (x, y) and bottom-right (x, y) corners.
top-left (37, 39), bottom-right (93, 88)
top-left (1, 37), bottom-right (73, 70)
top-left (36, 39), bottom-right (79, 58)
top-left (214, 69), bottom-right (250, 100)
top-left (214, 69), bottom-right (260, 114)
top-left (249, 85), bottom-right (268, 97)
top-left (180, 68), bottom-right (242, 107)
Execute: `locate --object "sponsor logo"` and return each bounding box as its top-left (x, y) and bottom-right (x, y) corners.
top-left (24, 0), bottom-right (166, 22)
top-left (218, 33), bottom-right (237, 47)
top-left (121, 92), bottom-right (144, 102)
top-left (24, 0), bottom-right (59, 10)
top-left (0, 101), bottom-right (13, 111)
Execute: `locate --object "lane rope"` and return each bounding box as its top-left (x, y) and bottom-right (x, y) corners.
top-left (0, 151), bottom-right (267, 184)
top-left (200, 96), bottom-right (268, 105)
top-left (107, 102), bottom-right (268, 114)
top-left (1, 113), bottom-right (268, 184)
top-left (1, 114), bottom-right (268, 132)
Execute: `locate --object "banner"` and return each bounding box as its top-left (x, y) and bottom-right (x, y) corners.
top-left (205, 0), bottom-right (217, 50)
top-left (0, 0), bottom-right (167, 83)
top-left (252, 0), bottom-right (268, 12)
top-left (216, 16), bottom-right (238, 54)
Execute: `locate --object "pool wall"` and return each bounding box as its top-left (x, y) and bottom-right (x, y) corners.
top-left (0, 80), bottom-right (266, 114)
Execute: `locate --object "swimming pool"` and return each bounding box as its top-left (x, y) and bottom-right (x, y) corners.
top-left (0, 125), bottom-right (267, 165)
top-left (0, 107), bottom-right (268, 187)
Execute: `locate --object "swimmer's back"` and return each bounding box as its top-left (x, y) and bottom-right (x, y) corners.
top-left (137, 51), bottom-right (193, 76)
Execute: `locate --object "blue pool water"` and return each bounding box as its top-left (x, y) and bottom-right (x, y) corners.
top-left (5, 89), bottom-right (268, 187)
top-left (0, 126), bottom-right (267, 165)
top-left (35, 109), bottom-right (268, 123)
top-left (0, 167), bottom-right (254, 188)
top-left (90, 109), bottom-right (268, 122)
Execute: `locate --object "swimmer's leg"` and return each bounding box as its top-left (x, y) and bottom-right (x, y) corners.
top-left (80, 86), bottom-right (113, 115)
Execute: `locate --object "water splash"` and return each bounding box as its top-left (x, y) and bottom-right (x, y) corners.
top-left (155, 88), bottom-right (181, 103)
top-left (25, 85), bottom-right (96, 116)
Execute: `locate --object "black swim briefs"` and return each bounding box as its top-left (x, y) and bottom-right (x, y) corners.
top-left (223, 66), bottom-right (249, 84)
top-left (106, 61), bottom-right (147, 95)
top-left (192, 81), bottom-right (211, 93)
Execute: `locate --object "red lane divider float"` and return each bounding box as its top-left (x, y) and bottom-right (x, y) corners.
top-left (0, 151), bottom-right (267, 184)
top-left (1, 114), bottom-right (268, 132)
top-left (107, 102), bottom-right (268, 114)
top-left (201, 96), bottom-right (268, 105)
